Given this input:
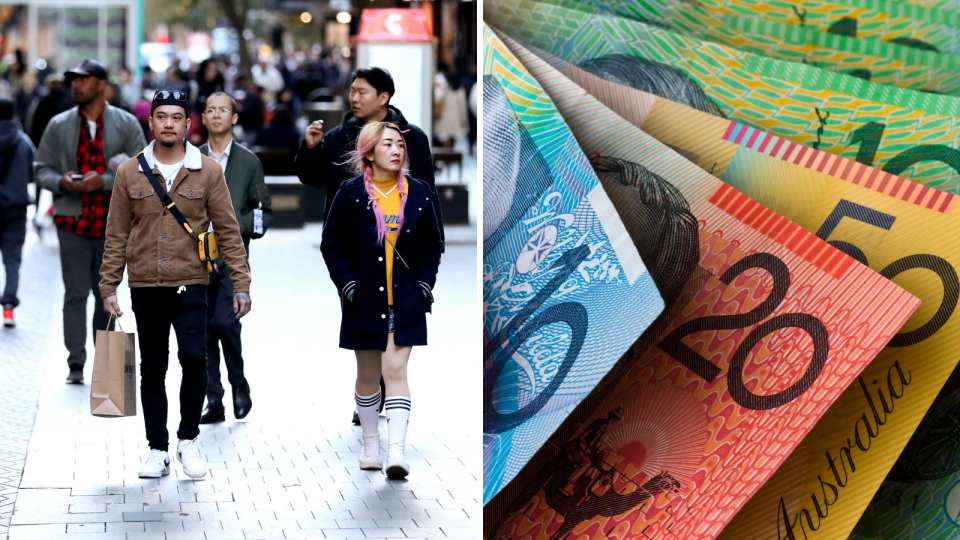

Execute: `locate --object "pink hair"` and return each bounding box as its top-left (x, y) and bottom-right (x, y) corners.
top-left (344, 121), bottom-right (409, 244)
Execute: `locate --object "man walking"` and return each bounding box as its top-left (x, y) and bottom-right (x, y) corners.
top-left (100, 90), bottom-right (252, 479)
top-left (295, 67), bottom-right (443, 424)
top-left (295, 67), bottom-right (441, 227)
top-left (198, 91), bottom-right (272, 424)
top-left (33, 60), bottom-right (146, 383)
top-left (0, 98), bottom-right (36, 328)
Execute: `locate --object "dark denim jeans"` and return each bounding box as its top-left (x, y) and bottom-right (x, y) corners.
top-left (131, 285), bottom-right (208, 452)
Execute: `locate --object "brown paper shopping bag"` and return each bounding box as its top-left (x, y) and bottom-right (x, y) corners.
top-left (90, 314), bottom-right (137, 417)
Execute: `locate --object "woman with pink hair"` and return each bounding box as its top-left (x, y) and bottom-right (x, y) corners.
top-left (320, 121), bottom-right (443, 477)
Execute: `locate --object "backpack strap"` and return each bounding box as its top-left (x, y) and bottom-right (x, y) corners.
top-left (136, 152), bottom-right (197, 241)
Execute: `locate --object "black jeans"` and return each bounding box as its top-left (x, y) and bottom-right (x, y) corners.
top-left (0, 206), bottom-right (27, 308)
top-left (205, 265), bottom-right (245, 403)
top-left (131, 285), bottom-right (208, 452)
top-left (57, 228), bottom-right (111, 368)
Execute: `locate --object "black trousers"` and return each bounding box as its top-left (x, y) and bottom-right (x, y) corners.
top-left (57, 228), bottom-right (111, 368)
top-left (205, 265), bottom-right (245, 403)
top-left (131, 285), bottom-right (208, 452)
top-left (0, 206), bottom-right (27, 308)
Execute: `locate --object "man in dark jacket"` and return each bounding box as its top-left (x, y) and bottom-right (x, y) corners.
top-left (198, 92), bottom-right (273, 424)
top-left (294, 67), bottom-right (442, 234)
top-left (0, 98), bottom-right (37, 328)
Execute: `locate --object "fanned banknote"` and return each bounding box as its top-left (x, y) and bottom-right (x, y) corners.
top-left (485, 0), bottom-right (960, 195)
top-left (528, 44), bottom-right (960, 540)
top-left (700, 0), bottom-right (960, 56)
top-left (483, 27), bottom-right (920, 540)
top-left (481, 23), bottom-right (665, 506)
top-left (546, 0), bottom-right (960, 96)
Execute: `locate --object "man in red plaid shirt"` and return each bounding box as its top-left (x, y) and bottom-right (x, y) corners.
top-left (33, 60), bottom-right (146, 384)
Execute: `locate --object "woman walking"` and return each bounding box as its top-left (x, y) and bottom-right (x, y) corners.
top-left (320, 121), bottom-right (443, 477)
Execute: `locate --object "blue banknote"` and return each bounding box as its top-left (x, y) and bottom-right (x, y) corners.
top-left (482, 24), bottom-right (665, 505)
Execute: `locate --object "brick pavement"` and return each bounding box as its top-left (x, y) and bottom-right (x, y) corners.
top-left (0, 229), bottom-right (63, 540)
top-left (5, 224), bottom-right (480, 540)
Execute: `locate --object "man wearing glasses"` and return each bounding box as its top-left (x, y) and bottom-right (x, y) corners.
top-left (99, 90), bottom-right (252, 479)
top-left (197, 92), bottom-right (272, 424)
top-left (34, 59), bottom-right (146, 384)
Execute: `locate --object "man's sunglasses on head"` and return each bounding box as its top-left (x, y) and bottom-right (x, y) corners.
top-left (154, 90), bottom-right (187, 102)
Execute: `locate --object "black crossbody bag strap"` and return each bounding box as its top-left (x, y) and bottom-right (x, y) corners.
top-left (137, 152), bottom-right (198, 240)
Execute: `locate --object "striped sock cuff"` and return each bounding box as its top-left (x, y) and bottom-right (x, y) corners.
top-left (385, 397), bottom-right (411, 411)
top-left (355, 390), bottom-right (381, 408)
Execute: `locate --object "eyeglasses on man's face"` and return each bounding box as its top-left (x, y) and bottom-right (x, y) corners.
top-left (154, 90), bottom-right (187, 102)
top-left (204, 107), bottom-right (232, 117)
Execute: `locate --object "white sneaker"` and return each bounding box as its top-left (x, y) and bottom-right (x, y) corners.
top-left (138, 449), bottom-right (170, 478)
top-left (385, 443), bottom-right (409, 478)
top-left (176, 438), bottom-right (207, 478)
top-left (359, 431), bottom-right (383, 470)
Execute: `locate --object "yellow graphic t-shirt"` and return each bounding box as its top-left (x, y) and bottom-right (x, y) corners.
top-left (372, 176), bottom-right (408, 305)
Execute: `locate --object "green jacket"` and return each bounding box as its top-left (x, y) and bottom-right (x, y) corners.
top-left (199, 139), bottom-right (273, 262)
top-left (33, 104), bottom-right (146, 216)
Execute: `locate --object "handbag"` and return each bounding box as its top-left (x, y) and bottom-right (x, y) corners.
top-left (136, 153), bottom-right (219, 272)
top-left (385, 234), bottom-right (434, 313)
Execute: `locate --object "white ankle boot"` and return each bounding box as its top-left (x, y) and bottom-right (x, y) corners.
top-left (359, 431), bottom-right (383, 470)
top-left (385, 442), bottom-right (409, 478)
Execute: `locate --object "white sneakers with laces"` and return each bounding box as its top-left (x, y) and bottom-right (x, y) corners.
top-left (359, 431), bottom-right (383, 470)
top-left (385, 442), bottom-right (410, 478)
top-left (138, 449), bottom-right (170, 478)
top-left (176, 438), bottom-right (207, 478)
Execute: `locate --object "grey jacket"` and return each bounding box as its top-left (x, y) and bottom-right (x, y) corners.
top-left (33, 104), bottom-right (146, 216)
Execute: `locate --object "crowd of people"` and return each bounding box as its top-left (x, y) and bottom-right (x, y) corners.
top-left (0, 52), bottom-right (458, 482)
top-left (0, 49), bottom-right (478, 157)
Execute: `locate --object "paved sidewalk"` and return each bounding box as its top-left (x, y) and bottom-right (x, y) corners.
top-left (4, 224), bottom-right (480, 540)
top-left (0, 227), bottom-right (63, 540)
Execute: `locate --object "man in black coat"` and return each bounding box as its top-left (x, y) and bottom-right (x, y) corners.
top-left (294, 67), bottom-right (443, 235)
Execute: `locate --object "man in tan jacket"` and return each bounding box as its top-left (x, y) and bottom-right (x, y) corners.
top-left (99, 90), bottom-right (252, 480)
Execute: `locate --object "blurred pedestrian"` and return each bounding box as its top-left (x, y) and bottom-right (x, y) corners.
top-left (0, 98), bottom-right (37, 328)
top-left (15, 71), bottom-right (40, 130)
top-left (33, 60), bottom-right (146, 384)
top-left (31, 74), bottom-right (74, 147)
top-left (195, 59), bottom-right (225, 114)
top-left (234, 74), bottom-right (264, 145)
top-left (252, 59), bottom-right (283, 105)
top-left (117, 67), bottom-right (141, 111)
top-left (198, 91), bottom-right (273, 424)
top-left (320, 120), bottom-right (443, 478)
top-left (99, 89), bottom-right (252, 479)
top-left (164, 66), bottom-right (191, 103)
top-left (141, 66), bottom-right (159, 92)
top-left (254, 104), bottom-right (299, 158)
top-left (433, 70), bottom-right (468, 148)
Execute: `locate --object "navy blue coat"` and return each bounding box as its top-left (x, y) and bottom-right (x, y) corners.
top-left (320, 175), bottom-right (443, 351)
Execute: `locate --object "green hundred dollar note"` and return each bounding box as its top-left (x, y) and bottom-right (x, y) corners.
top-left (548, 0), bottom-right (960, 96)
top-left (701, 0), bottom-right (960, 57)
top-left (485, 0), bottom-right (960, 195)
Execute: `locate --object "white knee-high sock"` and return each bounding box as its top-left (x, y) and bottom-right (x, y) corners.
top-left (355, 390), bottom-right (381, 435)
top-left (385, 396), bottom-right (411, 447)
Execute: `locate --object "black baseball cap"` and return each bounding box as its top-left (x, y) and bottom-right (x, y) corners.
top-left (65, 60), bottom-right (108, 82)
